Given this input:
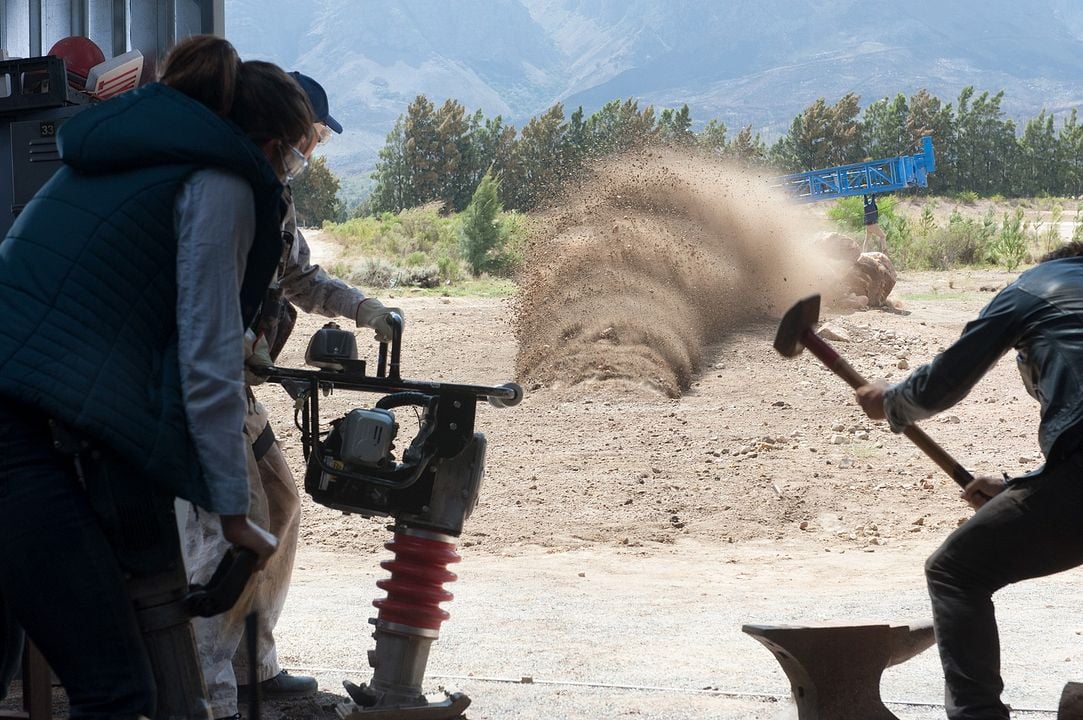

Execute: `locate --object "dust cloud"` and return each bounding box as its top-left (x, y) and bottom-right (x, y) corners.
top-left (514, 149), bottom-right (838, 397)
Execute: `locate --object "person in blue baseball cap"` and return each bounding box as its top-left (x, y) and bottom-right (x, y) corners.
top-left (290, 71), bottom-right (343, 135)
top-left (185, 70), bottom-right (403, 718)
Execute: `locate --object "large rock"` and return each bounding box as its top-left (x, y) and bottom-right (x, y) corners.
top-left (849, 252), bottom-right (897, 307)
top-left (808, 232), bottom-right (898, 308)
top-left (812, 231), bottom-right (861, 264)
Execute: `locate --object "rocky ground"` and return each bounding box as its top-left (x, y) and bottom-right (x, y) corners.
top-left (275, 267), bottom-right (1035, 562)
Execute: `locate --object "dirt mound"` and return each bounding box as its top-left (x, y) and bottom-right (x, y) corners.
top-left (514, 150), bottom-right (839, 397)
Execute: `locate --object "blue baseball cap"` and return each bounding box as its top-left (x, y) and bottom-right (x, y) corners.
top-left (289, 71), bottom-right (342, 134)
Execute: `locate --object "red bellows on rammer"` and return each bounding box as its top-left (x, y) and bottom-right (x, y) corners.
top-left (373, 530), bottom-right (461, 633)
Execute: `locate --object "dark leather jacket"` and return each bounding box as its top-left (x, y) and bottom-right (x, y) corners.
top-left (885, 256), bottom-right (1083, 462)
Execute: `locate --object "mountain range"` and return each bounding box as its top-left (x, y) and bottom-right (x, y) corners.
top-left (225, 0), bottom-right (1083, 186)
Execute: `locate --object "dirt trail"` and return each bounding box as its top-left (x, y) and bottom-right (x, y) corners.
top-left (514, 151), bottom-right (840, 398)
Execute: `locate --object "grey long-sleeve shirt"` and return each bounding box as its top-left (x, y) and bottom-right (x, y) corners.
top-left (175, 169), bottom-right (254, 515)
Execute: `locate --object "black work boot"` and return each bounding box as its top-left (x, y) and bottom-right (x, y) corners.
top-left (240, 669), bottom-right (318, 699)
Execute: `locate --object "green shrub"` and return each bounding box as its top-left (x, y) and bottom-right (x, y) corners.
top-left (320, 194), bottom-right (525, 289)
top-left (1073, 204), bottom-right (1083, 244)
top-left (493, 211), bottom-right (527, 274)
top-left (991, 208), bottom-right (1028, 271)
top-left (393, 265), bottom-right (441, 288)
top-left (1032, 202), bottom-right (1063, 259)
top-left (323, 205), bottom-right (460, 261)
top-left (828, 195), bottom-right (898, 232)
top-left (461, 172), bottom-right (504, 276)
top-left (883, 214), bottom-right (920, 268)
top-left (922, 211), bottom-right (989, 269)
top-left (952, 211), bottom-right (993, 263)
top-left (437, 255), bottom-right (464, 283)
top-left (981, 209), bottom-right (997, 247)
top-left (887, 203), bottom-right (1065, 272)
top-left (352, 257), bottom-right (397, 288)
top-left (327, 260), bottom-right (352, 279)
top-left (917, 206), bottom-right (937, 239)
top-left (346, 257), bottom-right (441, 289)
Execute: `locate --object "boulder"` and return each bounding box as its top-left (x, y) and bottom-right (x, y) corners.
top-left (812, 231), bottom-right (861, 264)
top-left (849, 252), bottom-right (897, 307)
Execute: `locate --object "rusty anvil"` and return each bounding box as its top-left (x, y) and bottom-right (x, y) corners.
top-left (774, 294), bottom-right (973, 489)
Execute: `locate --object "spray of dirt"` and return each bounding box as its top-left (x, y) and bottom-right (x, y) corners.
top-left (514, 149), bottom-right (841, 398)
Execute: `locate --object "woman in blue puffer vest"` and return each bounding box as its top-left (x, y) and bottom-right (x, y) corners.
top-left (0, 36), bottom-right (313, 718)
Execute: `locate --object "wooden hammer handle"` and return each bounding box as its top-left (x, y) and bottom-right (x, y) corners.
top-left (800, 329), bottom-right (867, 389)
top-left (901, 425), bottom-right (975, 487)
top-left (800, 328), bottom-right (974, 489)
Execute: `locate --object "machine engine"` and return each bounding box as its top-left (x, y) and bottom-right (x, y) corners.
top-left (263, 318), bottom-right (520, 718)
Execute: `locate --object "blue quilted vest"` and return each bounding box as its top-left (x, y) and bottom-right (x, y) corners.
top-left (0, 83), bottom-right (284, 511)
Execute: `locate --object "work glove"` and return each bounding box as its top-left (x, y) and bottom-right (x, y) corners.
top-left (243, 329), bottom-right (273, 386)
top-left (219, 514), bottom-right (279, 571)
top-left (356, 297), bottom-right (405, 343)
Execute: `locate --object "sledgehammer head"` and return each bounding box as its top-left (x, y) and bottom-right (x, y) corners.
top-left (773, 294), bottom-right (821, 357)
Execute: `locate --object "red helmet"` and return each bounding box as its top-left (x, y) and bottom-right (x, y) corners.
top-left (47, 36), bottom-right (106, 88)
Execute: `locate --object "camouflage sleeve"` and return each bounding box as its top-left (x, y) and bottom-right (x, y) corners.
top-left (279, 212), bottom-right (367, 321)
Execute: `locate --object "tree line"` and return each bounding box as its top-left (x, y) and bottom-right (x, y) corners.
top-left (771, 88), bottom-right (1083, 198)
top-left (365, 96), bottom-right (772, 216)
top-left (355, 87), bottom-right (1083, 218)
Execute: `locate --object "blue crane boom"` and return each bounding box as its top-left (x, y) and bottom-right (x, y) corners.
top-left (776, 136), bottom-right (936, 203)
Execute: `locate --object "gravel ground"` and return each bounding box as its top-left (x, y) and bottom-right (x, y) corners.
top-left (262, 538), bottom-right (1080, 719)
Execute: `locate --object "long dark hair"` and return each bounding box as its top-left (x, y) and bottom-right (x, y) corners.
top-left (230, 60), bottom-right (314, 149)
top-left (158, 35), bottom-right (240, 118)
top-left (159, 36), bottom-right (313, 149)
top-left (1041, 241), bottom-right (1083, 262)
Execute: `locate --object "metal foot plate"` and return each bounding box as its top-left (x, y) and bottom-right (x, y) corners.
top-left (336, 691), bottom-right (470, 720)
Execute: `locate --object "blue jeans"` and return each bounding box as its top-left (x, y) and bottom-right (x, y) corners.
top-left (0, 399), bottom-right (155, 719)
top-left (926, 453), bottom-right (1083, 719)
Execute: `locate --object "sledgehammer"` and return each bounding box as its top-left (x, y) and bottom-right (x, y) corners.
top-left (774, 294), bottom-right (974, 489)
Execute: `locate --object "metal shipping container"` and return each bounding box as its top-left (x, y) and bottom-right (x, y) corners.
top-left (0, 0), bottom-right (225, 235)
